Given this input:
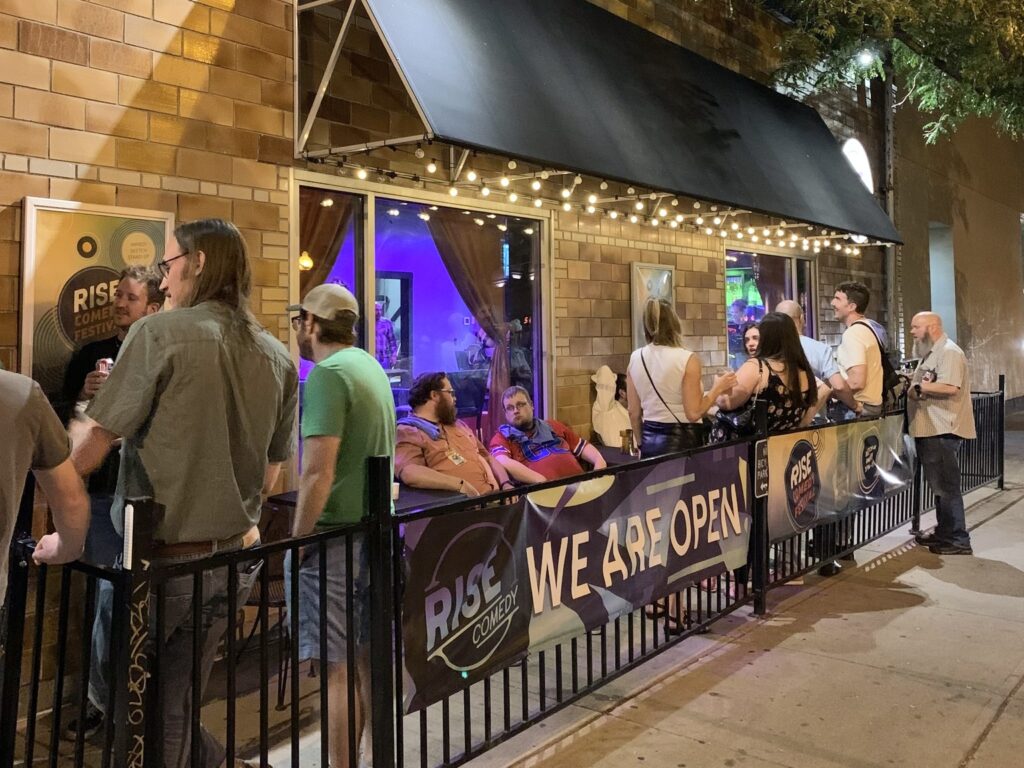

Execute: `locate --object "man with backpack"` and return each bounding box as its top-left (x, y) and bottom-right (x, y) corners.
top-left (831, 281), bottom-right (885, 419)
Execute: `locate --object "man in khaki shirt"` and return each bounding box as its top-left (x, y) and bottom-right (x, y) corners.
top-left (907, 312), bottom-right (975, 555)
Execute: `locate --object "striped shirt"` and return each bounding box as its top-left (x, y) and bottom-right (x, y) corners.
top-left (908, 334), bottom-right (976, 439)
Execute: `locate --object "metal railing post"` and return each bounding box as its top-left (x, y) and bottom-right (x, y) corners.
top-left (0, 538), bottom-right (32, 768)
top-left (367, 456), bottom-right (396, 768)
top-left (105, 497), bottom-right (159, 768)
top-left (751, 402), bottom-right (770, 616)
top-left (997, 374), bottom-right (1005, 490)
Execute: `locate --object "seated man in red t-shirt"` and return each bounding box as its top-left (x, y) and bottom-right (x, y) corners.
top-left (490, 386), bottom-right (607, 484)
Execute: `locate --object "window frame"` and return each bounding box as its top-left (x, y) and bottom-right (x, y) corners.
top-left (723, 244), bottom-right (819, 343)
top-left (290, 167), bottom-right (556, 415)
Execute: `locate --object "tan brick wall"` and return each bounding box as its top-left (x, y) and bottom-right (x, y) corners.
top-left (0, 0), bottom-right (294, 371)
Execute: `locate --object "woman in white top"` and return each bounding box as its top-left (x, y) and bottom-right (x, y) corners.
top-left (626, 298), bottom-right (736, 457)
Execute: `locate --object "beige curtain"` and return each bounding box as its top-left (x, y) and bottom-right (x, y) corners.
top-left (426, 209), bottom-right (509, 437)
top-left (299, 188), bottom-right (357, 298)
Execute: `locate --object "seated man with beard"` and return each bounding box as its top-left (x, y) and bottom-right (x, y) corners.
top-left (395, 372), bottom-right (510, 497)
top-left (490, 385), bottom-right (606, 484)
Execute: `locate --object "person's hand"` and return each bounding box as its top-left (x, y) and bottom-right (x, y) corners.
top-left (79, 369), bottom-right (109, 399)
top-left (459, 479), bottom-right (481, 497)
top-left (32, 533), bottom-right (81, 566)
top-left (713, 371), bottom-right (737, 395)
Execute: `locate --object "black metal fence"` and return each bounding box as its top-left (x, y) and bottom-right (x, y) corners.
top-left (0, 380), bottom-right (1006, 768)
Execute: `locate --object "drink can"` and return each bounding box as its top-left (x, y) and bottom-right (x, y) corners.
top-left (96, 358), bottom-right (114, 374)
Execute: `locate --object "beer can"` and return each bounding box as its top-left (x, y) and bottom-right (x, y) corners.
top-left (96, 358), bottom-right (114, 374)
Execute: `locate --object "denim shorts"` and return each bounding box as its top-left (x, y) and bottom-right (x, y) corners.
top-left (284, 534), bottom-right (369, 664)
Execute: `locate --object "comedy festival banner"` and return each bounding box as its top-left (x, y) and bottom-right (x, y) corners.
top-left (766, 414), bottom-right (913, 541)
top-left (20, 198), bottom-right (173, 400)
top-left (400, 444), bottom-right (751, 712)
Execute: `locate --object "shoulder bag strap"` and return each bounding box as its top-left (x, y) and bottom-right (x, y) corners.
top-left (640, 349), bottom-right (684, 425)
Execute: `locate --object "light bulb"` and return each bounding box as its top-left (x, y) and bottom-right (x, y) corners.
top-left (627, 187), bottom-right (635, 195)
top-left (651, 218), bottom-right (659, 227)
top-left (671, 198), bottom-right (678, 207)
top-left (649, 192), bottom-right (657, 200)
top-left (387, 208), bottom-right (399, 217)
top-left (473, 218), bottom-right (484, 226)
top-left (497, 224), bottom-right (507, 232)
top-left (414, 146), bottom-right (425, 159)
top-left (448, 186), bottom-right (458, 197)
top-left (509, 192), bottom-right (518, 202)
top-left (319, 198), bottom-right (334, 208)
top-left (659, 208), bottom-right (668, 217)
top-left (574, 175), bottom-right (583, 185)
top-left (776, 229), bottom-right (784, 238)
top-left (426, 160), bottom-right (437, 174)
top-left (719, 230), bottom-right (727, 238)
top-left (630, 214), bottom-right (638, 224)
top-left (609, 210), bottom-right (618, 219)
top-left (586, 205), bottom-right (596, 214)
top-left (802, 243), bottom-right (809, 251)
top-left (561, 188), bottom-right (571, 199)
top-left (524, 227), bottom-right (534, 235)
top-left (600, 181), bottom-right (608, 190)
top-left (507, 159), bottom-right (517, 170)
top-left (752, 235), bottom-right (759, 242)
top-left (731, 222), bottom-right (739, 230)
top-left (418, 212), bottom-right (430, 221)
top-left (693, 201), bottom-right (701, 209)
top-left (499, 176), bottom-right (510, 187)
top-left (539, 170), bottom-right (549, 180)
top-left (823, 239), bottom-right (831, 247)
top-left (634, 200), bottom-right (644, 211)
top-left (562, 201), bottom-right (571, 212)
top-left (713, 216), bottom-right (722, 225)
top-left (531, 180), bottom-right (541, 191)
top-left (761, 228), bottom-right (769, 237)
top-left (669, 220), bottom-right (678, 229)
top-left (675, 214), bottom-right (684, 222)
top-left (533, 198), bottom-right (543, 208)
top-left (298, 251), bottom-right (313, 271)
top-left (835, 244), bottom-right (842, 251)
top-left (695, 216), bottom-right (704, 225)
top-left (587, 194), bottom-right (598, 205)
top-left (747, 227), bottom-right (755, 234)
top-left (705, 227), bottom-right (713, 235)
top-left (766, 238), bottom-right (772, 245)
top-left (736, 232), bottom-right (744, 239)
top-left (481, 186), bottom-right (490, 197)
top-left (355, 168), bottom-right (368, 180)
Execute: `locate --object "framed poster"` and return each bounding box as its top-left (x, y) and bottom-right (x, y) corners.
top-left (630, 262), bottom-right (675, 349)
top-left (20, 197), bottom-right (174, 400)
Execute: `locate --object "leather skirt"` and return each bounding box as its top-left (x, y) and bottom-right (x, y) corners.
top-left (640, 420), bottom-right (705, 458)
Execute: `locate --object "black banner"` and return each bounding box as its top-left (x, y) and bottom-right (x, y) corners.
top-left (401, 443), bottom-right (751, 712)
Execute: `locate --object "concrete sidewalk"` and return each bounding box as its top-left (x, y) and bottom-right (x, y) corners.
top-left (478, 431), bottom-right (1024, 768)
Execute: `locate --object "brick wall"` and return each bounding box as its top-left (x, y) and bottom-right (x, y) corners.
top-left (0, 0), bottom-right (295, 372)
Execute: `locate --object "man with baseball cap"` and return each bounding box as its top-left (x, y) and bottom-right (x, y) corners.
top-left (286, 283), bottom-right (395, 768)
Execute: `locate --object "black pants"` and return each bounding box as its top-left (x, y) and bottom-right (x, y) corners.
top-left (640, 420), bottom-right (705, 458)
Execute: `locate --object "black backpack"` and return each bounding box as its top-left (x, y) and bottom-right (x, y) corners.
top-left (853, 321), bottom-right (907, 412)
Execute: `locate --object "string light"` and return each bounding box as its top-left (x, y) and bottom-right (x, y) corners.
top-left (752, 235), bottom-right (759, 242)
top-left (562, 201), bottom-right (572, 212)
top-left (414, 145), bottom-right (425, 159)
top-left (659, 208), bottom-right (668, 217)
top-left (669, 220), bottom-right (678, 228)
top-left (713, 216), bottom-right (722, 226)
top-left (466, 169), bottom-right (477, 182)
top-left (627, 187), bottom-right (635, 195)
top-left (508, 192), bottom-right (519, 202)
top-left (762, 228), bottom-right (770, 237)
top-left (508, 160), bottom-right (517, 170)
top-left (651, 218), bottom-right (659, 227)
top-left (499, 176), bottom-right (510, 187)
top-left (671, 198), bottom-right (679, 207)
top-left (561, 188), bottom-right (571, 199)
top-left (539, 170), bottom-right (550, 179)
top-left (586, 205), bottom-right (596, 214)
top-left (497, 224), bottom-right (507, 232)
top-left (533, 198), bottom-right (543, 207)
top-left (693, 201), bottom-right (701, 209)
top-left (448, 186), bottom-right (458, 197)
top-left (426, 160), bottom-right (437, 174)
top-left (387, 208), bottom-right (399, 217)
top-left (630, 214), bottom-right (639, 223)
top-left (747, 227), bottom-right (755, 234)
top-left (319, 198), bottom-right (334, 208)
top-left (675, 214), bottom-right (684, 223)
top-left (731, 222), bottom-right (739, 231)
top-left (418, 212), bottom-right (430, 221)
top-left (609, 210), bottom-right (618, 219)
top-left (587, 193), bottom-right (598, 205)
top-left (298, 251), bottom-right (313, 271)
top-left (704, 227), bottom-right (713, 235)
top-left (719, 230), bottom-right (727, 238)
top-left (473, 218), bottom-right (484, 226)
top-left (600, 181), bottom-right (609, 190)
top-left (481, 186), bottom-right (491, 197)
top-left (736, 232), bottom-right (744, 239)
top-left (695, 216), bottom-right (704, 225)
top-left (355, 168), bottom-right (368, 180)
top-left (574, 175), bottom-right (583, 185)
top-left (531, 179), bottom-right (541, 191)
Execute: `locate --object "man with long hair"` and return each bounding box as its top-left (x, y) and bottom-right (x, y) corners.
top-left (71, 218), bottom-right (298, 768)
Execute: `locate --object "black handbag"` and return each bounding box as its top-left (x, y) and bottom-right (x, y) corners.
top-left (715, 360), bottom-right (762, 436)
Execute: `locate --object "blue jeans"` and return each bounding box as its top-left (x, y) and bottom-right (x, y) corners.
top-left (916, 435), bottom-right (970, 547)
top-left (84, 495), bottom-right (122, 715)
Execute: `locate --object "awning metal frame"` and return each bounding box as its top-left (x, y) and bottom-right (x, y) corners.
top-left (295, 0), bottom-right (432, 159)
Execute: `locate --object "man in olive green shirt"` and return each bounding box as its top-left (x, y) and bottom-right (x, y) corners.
top-left (71, 219), bottom-right (297, 768)
top-left (286, 282), bottom-right (395, 768)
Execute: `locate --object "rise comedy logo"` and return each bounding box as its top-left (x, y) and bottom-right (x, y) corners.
top-left (785, 439), bottom-right (820, 530)
top-left (423, 522), bottom-right (522, 673)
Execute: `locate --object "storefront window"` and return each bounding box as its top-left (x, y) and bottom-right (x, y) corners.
top-left (297, 186), bottom-right (363, 379)
top-left (374, 199), bottom-right (542, 434)
top-left (726, 250), bottom-right (814, 368)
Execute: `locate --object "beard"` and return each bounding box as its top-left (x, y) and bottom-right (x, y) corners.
top-left (912, 337), bottom-right (933, 360)
top-left (298, 336), bottom-right (315, 362)
top-left (436, 397), bottom-right (457, 426)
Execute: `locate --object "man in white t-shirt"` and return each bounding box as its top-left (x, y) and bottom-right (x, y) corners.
top-left (831, 281), bottom-right (883, 418)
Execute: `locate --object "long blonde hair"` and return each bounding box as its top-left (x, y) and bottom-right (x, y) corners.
top-left (642, 297), bottom-right (682, 346)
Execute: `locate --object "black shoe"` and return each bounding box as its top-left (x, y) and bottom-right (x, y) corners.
top-left (62, 701), bottom-right (104, 740)
top-left (817, 561), bottom-right (842, 577)
top-left (929, 543), bottom-right (973, 555)
top-left (915, 532), bottom-right (944, 546)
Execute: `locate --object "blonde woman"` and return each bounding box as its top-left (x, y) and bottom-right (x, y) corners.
top-left (626, 298), bottom-right (735, 457)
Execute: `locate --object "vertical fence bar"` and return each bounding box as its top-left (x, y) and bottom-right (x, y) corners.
top-left (997, 374), bottom-right (1005, 490)
top-left (751, 404), bottom-right (769, 615)
top-left (368, 455), bottom-right (396, 768)
top-left (0, 539), bottom-right (32, 768)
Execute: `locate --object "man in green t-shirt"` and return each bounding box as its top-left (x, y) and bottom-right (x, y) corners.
top-left (286, 283), bottom-right (395, 768)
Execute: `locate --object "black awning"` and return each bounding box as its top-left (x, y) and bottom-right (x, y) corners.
top-left (364, 0), bottom-right (901, 243)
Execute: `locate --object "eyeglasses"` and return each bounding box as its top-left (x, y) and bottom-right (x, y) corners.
top-left (157, 251), bottom-right (189, 277)
top-left (290, 315), bottom-right (303, 330)
top-left (435, 388), bottom-right (456, 396)
top-left (504, 401), bottom-right (530, 413)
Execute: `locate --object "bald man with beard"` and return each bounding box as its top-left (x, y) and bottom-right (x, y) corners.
top-left (908, 312), bottom-right (976, 555)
